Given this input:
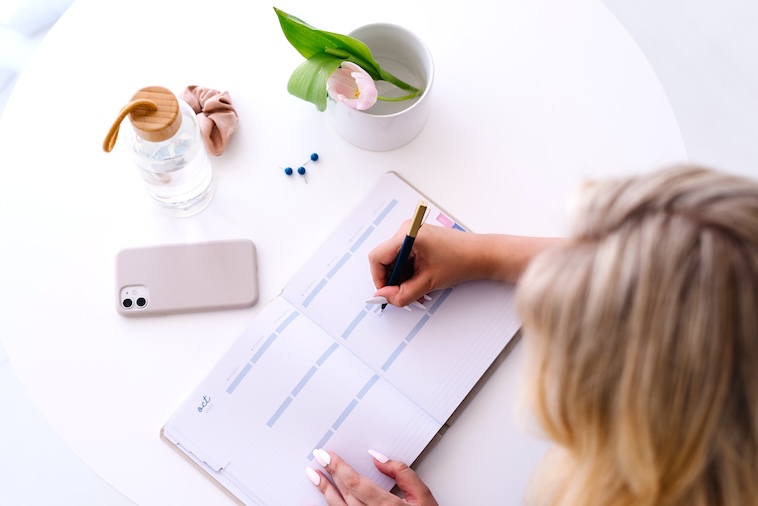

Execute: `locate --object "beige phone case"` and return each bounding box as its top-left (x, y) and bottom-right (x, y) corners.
top-left (115, 239), bottom-right (259, 317)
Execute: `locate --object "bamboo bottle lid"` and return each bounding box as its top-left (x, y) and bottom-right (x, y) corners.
top-left (128, 86), bottom-right (181, 142)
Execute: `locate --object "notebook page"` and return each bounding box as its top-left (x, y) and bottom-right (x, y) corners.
top-left (164, 296), bottom-right (441, 506)
top-left (282, 172), bottom-right (521, 424)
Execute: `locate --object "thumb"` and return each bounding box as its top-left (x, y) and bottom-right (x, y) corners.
top-left (370, 452), bottom-right (438, 505)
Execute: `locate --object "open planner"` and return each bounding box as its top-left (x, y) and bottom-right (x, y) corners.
top-left (162, 172), bottom-right (522, 505)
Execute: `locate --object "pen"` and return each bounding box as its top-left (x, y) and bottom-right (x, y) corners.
top-left (382, 200), bottom-right (428, 310)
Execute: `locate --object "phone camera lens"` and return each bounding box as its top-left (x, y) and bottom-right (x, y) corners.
top-left (122, 298), bottom-right (133, 308)
top-left (136, 297), bottom-right (147, 307)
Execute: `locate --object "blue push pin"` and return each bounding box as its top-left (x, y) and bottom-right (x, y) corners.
top-left (280, 153), bottom-right (318, 184)
top-left (297, 165), bottom-right (308, 184)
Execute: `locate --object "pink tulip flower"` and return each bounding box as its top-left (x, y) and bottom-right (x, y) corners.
top-left (327, 62), bottom-right (378, 111)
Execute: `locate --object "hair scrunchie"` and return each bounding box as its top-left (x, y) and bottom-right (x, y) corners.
top-left (180, 85), bottom-right (239, 156)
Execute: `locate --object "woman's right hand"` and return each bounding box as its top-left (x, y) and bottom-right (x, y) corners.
top-left (368, 223), bottom-right (481, 308)
top-left (368, 223), bottom-right (562, 308)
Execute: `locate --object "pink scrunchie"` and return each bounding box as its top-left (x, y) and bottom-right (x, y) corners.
top-left (180, 85), bottom-right (238, 156)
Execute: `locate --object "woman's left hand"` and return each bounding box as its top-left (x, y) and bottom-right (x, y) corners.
top-left (307, 448), bottom-right (439, 505)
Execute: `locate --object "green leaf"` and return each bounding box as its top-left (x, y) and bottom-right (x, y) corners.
top-left (274, 8), bottom-right (381, 78)
top-left (274, 8), bottom-right (326, 58)
top-left (287, 53), bottom-right (343, 111)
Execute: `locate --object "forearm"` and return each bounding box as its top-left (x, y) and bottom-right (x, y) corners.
top-left (464, 234), bottom-right (563, 284)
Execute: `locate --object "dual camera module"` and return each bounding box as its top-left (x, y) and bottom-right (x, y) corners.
top-left (121, 285), bottom-right (149, 311)
top-left (122, 297), bottom-right (147, 308)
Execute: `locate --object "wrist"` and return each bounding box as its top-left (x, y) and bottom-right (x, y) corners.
top-left (473, 234), bottom-right (563, 284)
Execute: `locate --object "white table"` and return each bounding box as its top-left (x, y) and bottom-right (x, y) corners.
top-left (0, 0), bottom-right (686, 504)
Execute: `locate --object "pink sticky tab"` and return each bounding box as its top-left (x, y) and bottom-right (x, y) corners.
top-left (435, 212), bottom-right (454, 228)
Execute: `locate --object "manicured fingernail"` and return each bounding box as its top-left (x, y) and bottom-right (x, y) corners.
top-left (305, 467), bottom-right (320, 486)
top-left (411, 301), bottom-right (426, 309)
top-left (423, 294), bottom-right (432, 301)
top-left (403, 305), bottom-right (412, 312)
top-left (312, 448), bottom-right (331, 467)
top-left (366, 296), bottom-right (388, 305)
top-left (368, 449), bottom-right (389, 463)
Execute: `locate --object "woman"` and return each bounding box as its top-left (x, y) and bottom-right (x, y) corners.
top-left (306, 165), bottom-right (758, 505)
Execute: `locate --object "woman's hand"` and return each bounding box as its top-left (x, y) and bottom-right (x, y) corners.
top-left (368, 223), bottom-right (478, 308)
top-left (369, 223), bottom-right (561, 308)
top-left (307, 448), bottom-right (438, 506)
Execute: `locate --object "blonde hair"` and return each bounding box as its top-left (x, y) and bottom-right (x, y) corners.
top-left (517, 166), bottom-right (758, 505)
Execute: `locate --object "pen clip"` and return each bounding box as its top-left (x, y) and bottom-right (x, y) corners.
top-left (408, 201), bottom-right (429, 237)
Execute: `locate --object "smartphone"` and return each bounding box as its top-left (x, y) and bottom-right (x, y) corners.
top-left (115, 239), bottom-right (259, 316)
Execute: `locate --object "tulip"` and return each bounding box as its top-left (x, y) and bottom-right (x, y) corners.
top-left (327, 62), bottom-right (379, 111)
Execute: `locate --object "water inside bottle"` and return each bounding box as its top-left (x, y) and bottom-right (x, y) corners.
top-left (131, 101), bottom-right (214, 217)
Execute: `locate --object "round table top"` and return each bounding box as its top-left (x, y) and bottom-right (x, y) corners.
top-left (0, 0), bottom-right (686, 504)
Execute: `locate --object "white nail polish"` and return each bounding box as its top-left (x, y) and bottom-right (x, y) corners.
top-left (403, 305), bottom-right (412, 312)
top-left (305, 467), bottom-right (320, 486)
top-left (411, 301), bottom-right (426, 309)
top-left (312, 448), bottom-right (331, 467)
top-left (366, 296), bottom-right (388, 305)
top-left (423, 294), bottom-right (432, 301)
top-left (368, 449), bottom-right (389, 463)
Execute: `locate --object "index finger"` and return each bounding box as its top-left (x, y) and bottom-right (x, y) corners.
top-left (368, 223), bottom-right (410, 289)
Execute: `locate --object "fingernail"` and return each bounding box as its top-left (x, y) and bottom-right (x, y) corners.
top-left (305, 467), bottom-right (320, 486)
top-left (403, 305), bottom-right (412, 312)
top-left (368, 449), bottom-right (389, 463)
top-left (423, 294), bottom-right (432, 301)
top-left (366, 296), bottom-right (388, 305)
top-left (411, 301), bottom-right (426, 309)
top-left (312, 448), bottom-right (331, 467)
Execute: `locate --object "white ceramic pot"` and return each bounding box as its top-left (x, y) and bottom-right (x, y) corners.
top-left (327, 23), bottom-right (434, 151)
